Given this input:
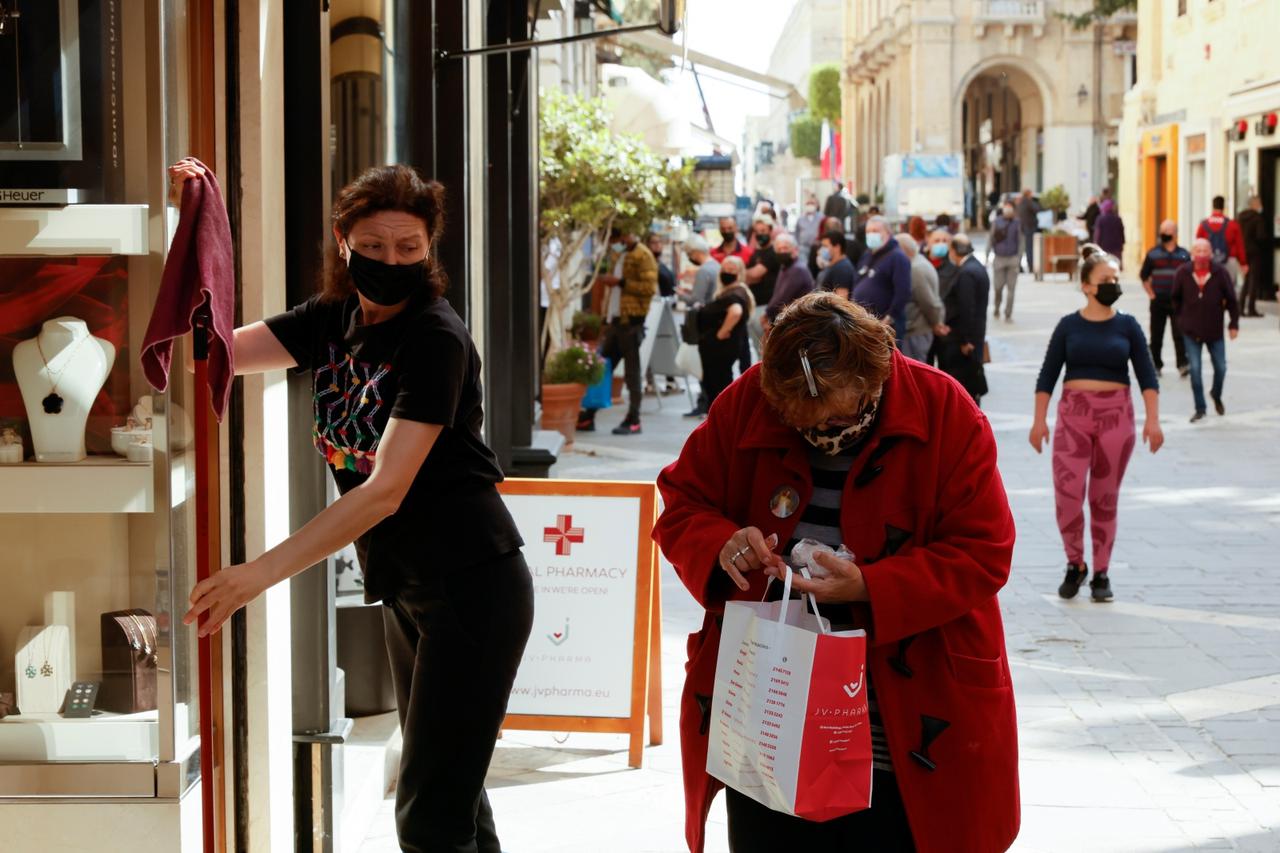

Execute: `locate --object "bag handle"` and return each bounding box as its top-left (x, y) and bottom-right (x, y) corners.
top-left (775, 566), bottom-right (829, 636)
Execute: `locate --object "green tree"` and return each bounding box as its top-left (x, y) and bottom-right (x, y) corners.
top-left (790, 113), bottom-right (822, 164)
top-left (1059, 0), bottom-right (1136, 29)
top-left (539, 89), bottom-right (695, 359)
top-left (808, 64), bottom-right (842, 125)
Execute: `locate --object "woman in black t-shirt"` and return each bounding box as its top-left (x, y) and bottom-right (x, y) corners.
top-left (170, 161), bottom-right (532, 853)
top-left (697, 255), bottom-right (756, 409)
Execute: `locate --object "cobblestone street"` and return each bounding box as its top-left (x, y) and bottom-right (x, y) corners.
top-left (359, 268), bottom-right (1280, 853)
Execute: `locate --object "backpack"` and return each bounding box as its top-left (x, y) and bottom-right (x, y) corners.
top-left (1201, 217), bottom-right (1230, 265)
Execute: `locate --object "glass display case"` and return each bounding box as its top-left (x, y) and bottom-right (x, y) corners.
top-left (0, 0), bottom-right (201, 801)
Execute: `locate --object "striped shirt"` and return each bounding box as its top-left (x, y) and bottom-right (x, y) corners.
top-left (774, 442), bottom-right (894, 773)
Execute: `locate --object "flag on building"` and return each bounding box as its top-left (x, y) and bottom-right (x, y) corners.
top-left (820, 120), bottom-right (843, 180)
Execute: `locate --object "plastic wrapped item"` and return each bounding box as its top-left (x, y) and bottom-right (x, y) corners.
top-left (789, 538), bottom-right (855, 579)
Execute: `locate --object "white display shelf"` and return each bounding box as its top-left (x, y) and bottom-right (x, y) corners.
top-left (0, 204), bottom-right (149, 255)
top-left (0, 458), bottom-right (153, 514)
top-left (0, 709), bottom-right (158, 762)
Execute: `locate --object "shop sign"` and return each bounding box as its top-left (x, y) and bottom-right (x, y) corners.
top-left (1113, 40), bottom-right (1137, 56)
top-left (0, 189), bottom-right (81, 205)
top-left (499, 479), bottom-right (663, 768)
top-left (1186, 134), bottom-right (1206, 155)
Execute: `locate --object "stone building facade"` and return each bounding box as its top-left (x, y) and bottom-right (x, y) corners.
top-left (1118, 0), bottom-right (1280, 298)
top-left (842, 0), bottom-right (1136, 227)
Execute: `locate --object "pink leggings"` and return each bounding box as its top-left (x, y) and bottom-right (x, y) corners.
top-left (1052, 389), bottom-right (1136, 572)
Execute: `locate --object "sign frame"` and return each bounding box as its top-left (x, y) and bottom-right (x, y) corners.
top-left (498, 478), bottom-right (663, 768)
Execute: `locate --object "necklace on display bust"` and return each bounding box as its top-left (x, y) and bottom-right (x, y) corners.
top-left (24, 643), bottom-right (37, 679)
top-left (40, 629), bottom-right (53, 678)
top-left (35, 332), bottom-right (93, 415)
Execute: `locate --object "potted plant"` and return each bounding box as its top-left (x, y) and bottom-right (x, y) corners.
top-left (570, 311), bottom-right (603, 343)
top-left (1038, 185), bottom-right (1078, 277)
top-left (540, 344), bottom-right (607, 443)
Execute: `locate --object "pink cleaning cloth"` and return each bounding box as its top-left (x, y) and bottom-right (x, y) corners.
top-left (140, 158), bottom-right (235, 420)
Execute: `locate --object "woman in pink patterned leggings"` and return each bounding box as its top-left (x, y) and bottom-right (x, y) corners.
top-left (1030, 248), bottom-right (1165, 601)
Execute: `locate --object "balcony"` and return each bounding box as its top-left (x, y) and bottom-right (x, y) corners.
top-left (974, 0), bottom-right (1046, 38)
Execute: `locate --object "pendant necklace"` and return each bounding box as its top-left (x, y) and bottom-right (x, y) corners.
top-left (35, 332), bottom-right (93, 415)
top-left (24, 642), bottom-right (36, 680)
top-left (40, 630), bottom-right (53, 678)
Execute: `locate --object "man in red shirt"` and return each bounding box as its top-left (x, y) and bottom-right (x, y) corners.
top-left (1196, 195), bottom-right (1248, 291)
top-left (710, 216), bottom-right (753, 266)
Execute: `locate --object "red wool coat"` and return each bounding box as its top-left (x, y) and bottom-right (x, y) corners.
top-left (654, 352), bottom-right (1020, 853)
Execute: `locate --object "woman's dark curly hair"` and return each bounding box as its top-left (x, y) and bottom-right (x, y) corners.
top-left (321, 165), bottom-right (448, 301)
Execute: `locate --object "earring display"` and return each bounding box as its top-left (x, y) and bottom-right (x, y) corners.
top-left (13, 625), bottom-right (72, 714)
top-left (98, 609), bottom-right (158, 714)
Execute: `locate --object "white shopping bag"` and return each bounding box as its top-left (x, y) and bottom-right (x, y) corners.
top-left (707, 568), bottom-right (873, 821)
top-left (674, 341), bottom-right (702, 380)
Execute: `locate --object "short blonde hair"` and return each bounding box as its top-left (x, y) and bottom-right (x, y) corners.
top-left (760, 292), bottom-right (895, 427)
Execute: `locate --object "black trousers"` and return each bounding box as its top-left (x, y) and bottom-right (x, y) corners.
top-left (725, 770), bottom-right (915, 852)
top-left (699, 336), bottom-right (739, 409)
top-left (382, 551), bottom-right (535, 853)
top-left (1149, 294), bottom-right (1186, 370)
top-left (604, 320), bottom-right (645, 421)
top-left (1242, 257), bottom-right (1264, 313)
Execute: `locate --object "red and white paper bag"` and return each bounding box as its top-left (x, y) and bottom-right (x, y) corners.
top-left (707, 568), bottom-right (873, 821)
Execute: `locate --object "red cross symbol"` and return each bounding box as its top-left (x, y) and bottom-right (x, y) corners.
top-left (543, 514), bottom-right (585, 556)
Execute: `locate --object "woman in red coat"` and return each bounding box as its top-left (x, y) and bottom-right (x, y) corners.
top-left (655, 292), bottom-right (1019, 853)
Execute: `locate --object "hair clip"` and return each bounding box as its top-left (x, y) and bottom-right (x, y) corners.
top-left (799, 348), bottom-right (819, 397)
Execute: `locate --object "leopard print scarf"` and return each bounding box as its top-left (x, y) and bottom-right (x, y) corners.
top-left (798, 393), bottom-right (881, 456)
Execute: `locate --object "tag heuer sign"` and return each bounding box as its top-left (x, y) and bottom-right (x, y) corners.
top-left (0, 189), bottom-right (82, 205)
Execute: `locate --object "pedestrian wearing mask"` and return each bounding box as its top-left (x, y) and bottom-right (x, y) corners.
top-left (1138, 220), bottom-right (1191, 377)
top-left (1236, 195), bottom-right (1268, 317)
top-left (989, 202), bottom-right (1022, 321)
top-left (815, 230), bottom-right (856, 297)
top-left (763, 233), bottom-right (815, 334)
top-left (655, 292), bottom-right (1019, 853)
top-left (745, 216), bottom-right (782, 359)
top-left (852, 216), bottom-right (912, 339)
top-left (711, 216), bottom-right (753, 266)
top-left (678, 233), bottom-right (720, 309)
top-left (596, 227), bottom-right (657, 436)
top-left (895, 234), bottom-right (947, 363)
top-left (808, 216), bottom-right (845, 277)
top-left (169, 161), bottom-right (530, 853)
top-left (1016, 189), bottom-right (1041, 273)
top-left (1172, 238), bottom-right (1240, 423)
top-left (936, 234), bottom-right (989, 404)
top-left (1091, 199), bottom-right (1126, 266)
top-left (697, 256), bottom-right (755, 410)
top-left (795, 196), bottom-right (823, 257)
top-left (1031, 250), bottom-right (1162, 603)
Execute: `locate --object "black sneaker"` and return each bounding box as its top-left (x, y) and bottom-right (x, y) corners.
top-left (612, 419), bottom-right (642, 436)
top-left (1178, 365), bottom-right (1190, 378)
top-left (1190, 411), bottom-right (1206, 423)
top-left (1212, 395), bottom-right (1225, 416)
top-left (683, 407), bottom-right (707, 418)
top-left (1089, 573), bottom-right (1114, 602)
top-left (1058, 563), bottom-right (1088, 599)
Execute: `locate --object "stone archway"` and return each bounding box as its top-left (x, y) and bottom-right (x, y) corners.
top-left (953, 58), bottom-right (1053, 227)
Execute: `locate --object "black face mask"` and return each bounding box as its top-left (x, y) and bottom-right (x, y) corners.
top-left (1161, 234), bottom-right (1176, 244)
top-left (721, 230), bottom-right (736, 242)
top-left (779, 253), bottom-right (795, 268)
top-left (346, 248), bottom-right (426, 306)
top-left (719, 272), bottom-right (738, 286)
top-left (755, 233), bottom-right (770, 247)
top-left (1094, 283), bottom-right (1122, 306)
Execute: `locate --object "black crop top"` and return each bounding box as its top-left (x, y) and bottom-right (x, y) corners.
top-left (1035, 311), bottom-right (1159, 395)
